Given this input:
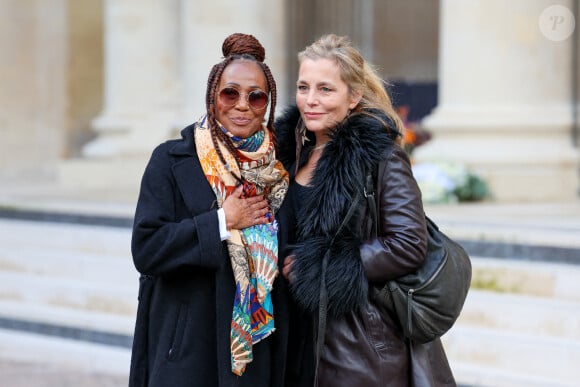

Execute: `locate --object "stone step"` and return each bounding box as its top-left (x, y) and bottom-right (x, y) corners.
top-left (443, 325), bottom-right (580, 386)
top-left (425, 202), bottom-right (580, 250)
top-left (458, 290), bottom-right (580, 340)
top-left (0, 245), bottom-right (134, 283)
top-left (450, 361), bottom-right (578, 387)
top-left (0, 271), bottom-right (137, 316)
top-left (0, 328), bottom-right (131, 378)
top-left (0, 219), bottom-right (131, 256)
top-left (0, 300), bottom-right (135, 336)
top-left (470, 257), bottom-right (580, 302)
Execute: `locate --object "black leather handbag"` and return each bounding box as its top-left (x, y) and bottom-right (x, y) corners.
top-left (366, 161), bottom-right (472, 344)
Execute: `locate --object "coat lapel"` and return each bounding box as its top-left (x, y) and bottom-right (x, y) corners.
top-left (170, 124), bottom-right (217, 215)
top-left (172, 157), bottom-right (217, 215)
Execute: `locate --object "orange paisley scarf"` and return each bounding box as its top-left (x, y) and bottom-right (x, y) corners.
top-left (194, 115), bottom-right (288, 375)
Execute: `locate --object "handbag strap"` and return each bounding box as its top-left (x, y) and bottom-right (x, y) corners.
top-left (366, 147), bottom-right (393, 236)
top-left (364, 172), bottom-right (378, 238)
top-left (314, 189), bottom-right (363, 386)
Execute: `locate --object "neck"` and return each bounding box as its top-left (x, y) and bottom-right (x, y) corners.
top-left (313, 143), bottom-right (327, 151)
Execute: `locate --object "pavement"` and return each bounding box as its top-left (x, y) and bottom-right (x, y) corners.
top-left (0, 360), bottom-right (127, 387)
top-left (0, 182), bottom-right (579, 386)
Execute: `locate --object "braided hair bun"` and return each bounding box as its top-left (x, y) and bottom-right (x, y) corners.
top-left (222, 33), bottom-right (265, 62)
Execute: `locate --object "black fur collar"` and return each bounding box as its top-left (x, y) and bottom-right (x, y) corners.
top-left (275, 106), bottom-right (399, 316)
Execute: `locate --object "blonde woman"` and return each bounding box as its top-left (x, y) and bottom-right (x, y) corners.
top-left (277, 34), bottom-right (455, 387)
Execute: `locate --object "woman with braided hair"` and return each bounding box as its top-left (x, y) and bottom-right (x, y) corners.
top-left (129, 33), bottom-right (290, 387)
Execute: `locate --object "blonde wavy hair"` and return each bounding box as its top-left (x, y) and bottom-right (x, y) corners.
top-left (298, 34), bottom-right (403, 136)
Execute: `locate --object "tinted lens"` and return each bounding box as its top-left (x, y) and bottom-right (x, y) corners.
top-left (218, 87), bottom-right (240, 106)
top-left (218, 88), bottom-right (268, 110)
top-left (248, 91), bottom-right (268, 110)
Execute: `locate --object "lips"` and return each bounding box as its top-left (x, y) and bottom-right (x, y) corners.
top-left (231, 117), bottom-right (251, 125)
top-left (304, 112), bottom-right (323, 119)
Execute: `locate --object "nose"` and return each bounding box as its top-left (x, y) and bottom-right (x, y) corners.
top-left (305, 89), bottom-right (317, 105)
top-left (235, 92), bottom-right (250, 110)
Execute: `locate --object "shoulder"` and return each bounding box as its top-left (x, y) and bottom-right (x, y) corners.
top-left (325, 109), bottom-right (399, 172)
top-left (348, 109), bottom-right (400, 141)
top-left (376, 145), bottom-right (413, 180)
top-left (151, 139), bottom-right (179, 156)
top-left (147, 139), bottom-right (182, 169)
top-left (151, 123), bottom-right (197, 159)
top-left (383, 144), bottom-right (410, 165)
top-left (143, 125), bottom-right (197, 176)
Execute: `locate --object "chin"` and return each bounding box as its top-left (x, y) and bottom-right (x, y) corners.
top-left (230, 126), bottom-right (259, 139)
top-left (306, 124), bottom-right (329, 133)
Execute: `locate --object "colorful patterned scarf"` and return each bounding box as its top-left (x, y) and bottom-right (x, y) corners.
top-left (194, 115), bottom-right (288, 375)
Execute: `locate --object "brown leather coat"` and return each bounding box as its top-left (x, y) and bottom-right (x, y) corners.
top-left (317, 147), bottom-right (456, 387)
top-left (276, 107), bottom-right (456, 387)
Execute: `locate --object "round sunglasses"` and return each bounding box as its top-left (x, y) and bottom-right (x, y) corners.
top-left (217, 87), bottom-right (269, 110)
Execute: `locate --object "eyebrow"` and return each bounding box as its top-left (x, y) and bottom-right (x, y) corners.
top-left (223, 82), bottom-right (265, 90)
top-left (297, 80), bottom-right (334, 88)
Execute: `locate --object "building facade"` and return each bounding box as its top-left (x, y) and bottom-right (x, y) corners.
top-left (0, 0), bottom-right (577, 202)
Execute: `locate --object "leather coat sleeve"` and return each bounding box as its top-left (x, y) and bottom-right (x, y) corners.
top-left (359, 146), bottom-right (427, 282)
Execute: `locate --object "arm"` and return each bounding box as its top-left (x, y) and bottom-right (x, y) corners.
top-left (360, 146), bottom-right (428, 282)
top-left (131, 145), bottom-right (224, 276)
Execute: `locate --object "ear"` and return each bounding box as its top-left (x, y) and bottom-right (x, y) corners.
top-left (348, 89), bottom-right (363, 110)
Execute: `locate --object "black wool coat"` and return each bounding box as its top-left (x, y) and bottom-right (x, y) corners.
top-left (275, 106), bottom-right (456, 387)
top-left (128, 123), bottom-right (290, 387)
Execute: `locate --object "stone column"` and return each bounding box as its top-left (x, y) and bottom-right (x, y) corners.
top-left (0, 0), bottom-right (67, 181)
top-left (285, 0), bottom-right (375, 102)
top-left (82, 0), bottom-right (180, 158)
top-left (177, 0), bottom-right (286, 128)
top-left (416, 0), bottom-right (579, 201)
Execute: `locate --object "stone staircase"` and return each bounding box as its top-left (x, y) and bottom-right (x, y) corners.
top-left (0, 218), bottom-right (136, 381)
top-left (428, 202), bottom-right (580, 387)
top-left (0, 201), bottom-right (579, 386)
top-left (443, 257), bottom-right (580, 387)
top-left (0, 218), bottom-right (137, 330)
